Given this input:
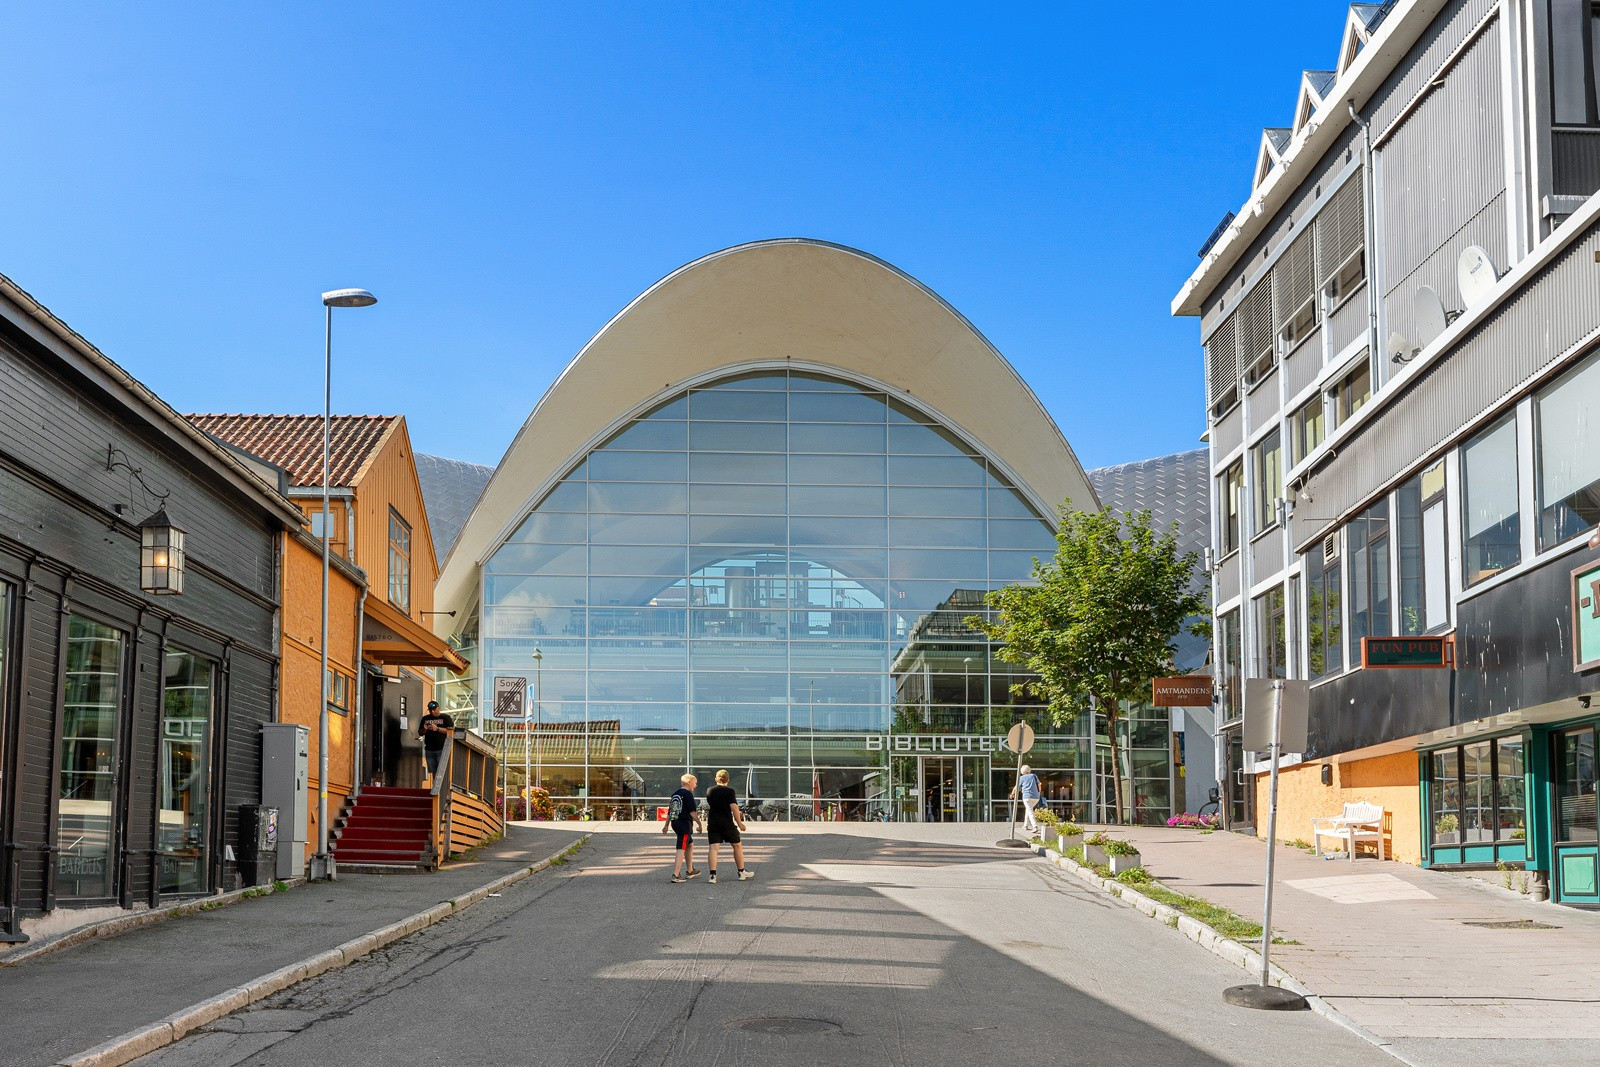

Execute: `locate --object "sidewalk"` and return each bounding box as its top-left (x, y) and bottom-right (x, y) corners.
top-left (1104, 825), bottom-right (1600, 1065)
top-left (0, 824), bottom-right (584, 1067)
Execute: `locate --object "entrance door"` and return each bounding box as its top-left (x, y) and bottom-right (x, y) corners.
top-left (1223, 727), bottom-right (1256, 833)
top-left (1553, 726), bottom-right (1599, 905)
top-left (918, 757), bottom-right (989, 822)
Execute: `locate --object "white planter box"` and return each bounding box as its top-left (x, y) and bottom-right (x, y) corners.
top-left (1107, 852), bottom-right (1143, 875)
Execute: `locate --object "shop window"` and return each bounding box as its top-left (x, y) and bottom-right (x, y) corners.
top-left (1534, 349), bottom-right (1600, 548)
top-left (57, 615), bottom-right (125, 901)
top-left (160, 649), bottom-right (214, 895)
top-left (388, 508), bottom-right (412, 614)
top-left (1254, 587), bottom-right (1287, 679)
top-left (1219, 461), bottom-right (1244, 556)
top-left (1348, 499), bottom-right (1391, 646)
top-left (1461, 415), bottom-right (1521, 586)
top-left (1253, 430), bottom-right (1283, 535)
top-left (1290, 395), bottom-right (1326, 466)
top-left (1556, 727), bottom-right (1597, 842)
top-left (1430, 737), bottom-right (1527, 847)
top-left (1307, 537), bottom-right (1343, 679)
top-left (1397, 461), bottom-right (1449, 634)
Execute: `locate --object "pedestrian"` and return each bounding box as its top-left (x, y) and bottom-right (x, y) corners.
top-left (661, 773), bottom-right (703, 883)
top-left (1011, 763), bottom-right (1042, 834)
top-left (705, 769), bottom-right (754, 884)
top-left (417, 700), bottom-right (454, 783)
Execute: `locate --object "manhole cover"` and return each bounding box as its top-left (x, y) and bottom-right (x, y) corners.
top-left (1462, 919), bottom-right (1561, 930)
top-left (727, 1016), bottom-right (841, 1036)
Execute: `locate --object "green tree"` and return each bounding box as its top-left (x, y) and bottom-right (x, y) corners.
top-left (967, 502), bottom-right (1209, 824)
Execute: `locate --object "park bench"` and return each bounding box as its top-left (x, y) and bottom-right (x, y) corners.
top-left (1310, 801), bottom-right (1388, 861)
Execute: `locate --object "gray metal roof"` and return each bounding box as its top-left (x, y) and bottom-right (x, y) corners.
top-left (416, 453), bottom-right (493, 559)
top-left (1088, 448), bottom-right (1211, 672)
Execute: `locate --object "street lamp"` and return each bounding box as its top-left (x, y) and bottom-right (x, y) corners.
top-left (311, 287), bottom-right (377, 883)
top-left (530, 647), bottom-right (543, 797)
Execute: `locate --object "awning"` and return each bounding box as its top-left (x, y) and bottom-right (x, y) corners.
top-left (363, 597), bottom-right (469, 674)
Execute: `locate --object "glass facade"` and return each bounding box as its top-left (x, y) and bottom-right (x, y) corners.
top-left (467, 370), bottom-right (1170, 823)
top-left (160, 649), bottom-right (214, 895)
top-left (57, 615), bottom-right (124, 900)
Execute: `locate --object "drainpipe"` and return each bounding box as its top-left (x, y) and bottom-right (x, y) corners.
top-left (1347, 100), bottom-right (1381, 379)
top-left (353, 583), bottom-right (368, 798)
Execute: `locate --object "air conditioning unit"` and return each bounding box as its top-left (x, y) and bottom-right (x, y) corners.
top-left (1322, 533), bottom-right (1339, 565)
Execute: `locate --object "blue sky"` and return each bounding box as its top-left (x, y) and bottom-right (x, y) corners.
top-left (4, 3), bottom-right (1351, 472)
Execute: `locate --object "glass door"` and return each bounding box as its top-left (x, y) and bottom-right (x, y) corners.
top-left (959, 756), bottom-right (989, 823)
top-left (1553, 726), bottom-right (1599, 905)
top-left (921, 757), bottom-right (956, 822)
top-left (57, 616), bottom-right (125, 901)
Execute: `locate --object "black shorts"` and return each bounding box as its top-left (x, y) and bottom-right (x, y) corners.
top-left (671, 827), bottom-right (693, 850)
top-left (707, 820), bottom-right (740, 845)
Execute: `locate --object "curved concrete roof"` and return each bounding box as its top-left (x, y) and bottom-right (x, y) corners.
top-left (436, 239), bottom-right (1096, 627)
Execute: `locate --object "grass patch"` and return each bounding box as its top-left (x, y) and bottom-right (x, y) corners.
top-left (1135, 884), bottom-right (1297, 944)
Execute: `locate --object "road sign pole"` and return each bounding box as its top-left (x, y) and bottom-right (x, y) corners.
top-left (997, 721), bottom-right (1035, 848)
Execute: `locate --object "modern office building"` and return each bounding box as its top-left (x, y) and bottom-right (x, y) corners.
top-left (1175, 0), bottom-right (1600, 898)
top-left (431, 239), bottom-right (1191, 823)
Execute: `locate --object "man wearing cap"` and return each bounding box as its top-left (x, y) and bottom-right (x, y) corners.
top-left (418, 699), bottom-right (454, 781)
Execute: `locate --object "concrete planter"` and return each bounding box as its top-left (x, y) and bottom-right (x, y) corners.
top-left (1057, 832), bottom-right (1083, 854)
top-left (1107, 852), bottom-right (1143, 875)
top-left (1084, 842), bottom-right (1109, 866)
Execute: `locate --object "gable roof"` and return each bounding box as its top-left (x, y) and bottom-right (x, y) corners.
top-left (187, 414), bottom-right (400, 489)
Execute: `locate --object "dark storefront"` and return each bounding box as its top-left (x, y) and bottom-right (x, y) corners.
top-left (0, 276), bottom-right (300, 939)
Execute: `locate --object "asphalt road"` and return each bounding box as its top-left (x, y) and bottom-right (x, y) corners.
top-left (131, 831), bottom-right (1395, 1067)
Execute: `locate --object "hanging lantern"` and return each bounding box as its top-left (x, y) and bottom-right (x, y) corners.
top-left (138, 508), bottom-right (185, 595)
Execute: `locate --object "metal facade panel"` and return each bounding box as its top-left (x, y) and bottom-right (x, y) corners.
top-left (1376, 20), bottom-right (1505, 300)
top-left (1212, 405), bottom-right (1243, 460)
top-left (1368, 0), bottom-right (1499, 140)
top-left (1381, 191), bottom-right (1507, 362)
top-left (1283, 335), bottom-right (1322, 399)
top-left (1299, 215), bottom-right (1600, 548)
top-left (1250, 530), bottom-right (1285, 579)
top-left (1218, 551), bottom-right (1241, 605)
top-left (1245, 370), bottom-right (1280, 435)
top-left (1552, 129), bottom-right (1600, 197)
top-left (1328, 285), bottom-right (1370, 353)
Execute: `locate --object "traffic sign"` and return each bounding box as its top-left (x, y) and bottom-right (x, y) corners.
top-left (1005, 721), bottom-right (1036, 755)
top-left (492, 676), bottom-right (528, 720)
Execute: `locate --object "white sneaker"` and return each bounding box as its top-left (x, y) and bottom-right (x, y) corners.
top-left (738, 870), bottom-right (755, 880)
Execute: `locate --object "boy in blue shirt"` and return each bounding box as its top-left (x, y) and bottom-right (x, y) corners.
top-left (662, 773), bottom-right (703, 883)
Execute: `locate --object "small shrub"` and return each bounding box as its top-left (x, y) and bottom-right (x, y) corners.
top-left (1102, 839), bottom-right (1139, 857)
top-left (1497, 859), bottom-right (1513, 890)
top-left (1057, 822), bottom-right (1084, 837)
top-left (1065, 846), bottom-right (1084, 864)
top-left (1035, 809), bottom-right (1059, 828)
top-left (272, 880), bottom-right (289, 893)
top-left (1115, 866), bottom-right (1152, 885)
top-left (1085, 832), bottom-right (1114, 847)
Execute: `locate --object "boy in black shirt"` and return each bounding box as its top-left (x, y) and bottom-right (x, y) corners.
top-left (417, 700), bottom-right (453, 782)
top-left (704, 768), bottom-right (753, 884)
top-left (661, 774), bottom-right (702, 883)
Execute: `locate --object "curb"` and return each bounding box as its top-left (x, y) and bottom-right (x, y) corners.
top-left (1031, 842), bottom-right (1414, 1066)
top-left (54, 835), bottom-right (590, 1067)
top-left (1, 878), bottom-right (309, 968)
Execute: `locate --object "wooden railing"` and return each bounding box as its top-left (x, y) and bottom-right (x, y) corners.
top-left (429, 732), bottom-right (504, 866)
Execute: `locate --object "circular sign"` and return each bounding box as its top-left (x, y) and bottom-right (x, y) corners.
top-left (1005, 722), bottom-right (1036, 755)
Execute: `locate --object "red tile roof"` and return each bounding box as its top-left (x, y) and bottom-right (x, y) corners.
top-left (187, 414), bottom-right (399, 489)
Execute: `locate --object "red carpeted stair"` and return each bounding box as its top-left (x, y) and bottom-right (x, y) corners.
top-left (332, 787), bottom-right (434, 868)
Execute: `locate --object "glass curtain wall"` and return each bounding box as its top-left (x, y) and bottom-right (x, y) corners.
top-left (476, 370), bottom-right (1092, 822)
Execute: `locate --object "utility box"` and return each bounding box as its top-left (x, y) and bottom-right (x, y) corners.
top-left (260, 723), bottom-right (309, 880)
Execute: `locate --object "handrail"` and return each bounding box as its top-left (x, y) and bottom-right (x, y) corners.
top-left (429, 740), bottom-right (454, 869)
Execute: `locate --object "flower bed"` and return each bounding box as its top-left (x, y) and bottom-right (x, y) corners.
top-left (1166, 812), bottom-right (1221, 829)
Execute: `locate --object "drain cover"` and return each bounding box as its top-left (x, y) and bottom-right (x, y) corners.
top-left (727, 1016), bottom-right (841, 1036)
top-left (1462, 919), bottom-right (1561, 930)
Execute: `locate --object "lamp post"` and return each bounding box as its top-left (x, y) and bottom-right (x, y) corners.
top-left (530, 648), bottom-right (543, 804)
top-left (311, 287), bottom-right (377, 883)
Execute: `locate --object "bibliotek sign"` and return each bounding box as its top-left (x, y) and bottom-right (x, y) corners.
top-left (1361, 636), bottom-right (1452, 669)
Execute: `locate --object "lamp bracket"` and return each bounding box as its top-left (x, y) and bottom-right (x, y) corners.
top-left (106, 446), bottom-right (171, 506)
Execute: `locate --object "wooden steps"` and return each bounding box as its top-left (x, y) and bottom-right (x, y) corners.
top-left (333, 786), bottom-right (435, 869)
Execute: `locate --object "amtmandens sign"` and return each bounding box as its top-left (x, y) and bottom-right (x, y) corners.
top-left (1151, 676), bottom-right (1214, 707)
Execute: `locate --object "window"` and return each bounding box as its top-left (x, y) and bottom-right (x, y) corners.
top-left (1307, 537), bottom-right (1343, 678)
top-left (1461, 415), bottom-right (1521, 585)
top-left (1219, 609), bottom-right (1242, 721)
top-left (1240, 281), bottom-right (1276, 387)
top-left (1219, 461), bottom-right (1244, 555)
top-left (1290, 395), bottom-right (1326, 465)
top-left (310, 510), bottom-right (329, 541)
top-left (161, 649), bottom-right (214, 895)
top-left (1255, 586), bottom-right (1287, 679)
top-left (327, 667), bottom-right (352, 716)
top-left (1317, 179), bottom-right (1365, 305)
top-left (1253, 430), bottom-right (1283, 534)
top-left (1208, 316), bottom-right (1240, 418)
top-left (1556, 726), bottom-right (1597, 843)
top-left (1397, 461), bottom-right (1449, 634)
top-left (1325, 250), bottom-right (1366, 305)
top-left (1534, 350), bottom-right (1600, 548)
top-left (1549, 1), bottom-right (1600, 126)
top-left (1331, 360), bottom-right (1371, 430)
top-left (1429, 737), bottom-right (1527, 848)
top-left (1277, 228), bottom-right (1318, 351)
top-left (388, 509), bottom-right (412, 614)
top-left (1349, 500), bottom-right (1392, 647)
top-left (58, 615), bottom-right (125, 900)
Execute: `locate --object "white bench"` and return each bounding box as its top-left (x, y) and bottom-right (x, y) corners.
top-left (1311, 801), bottom-right (1387, 861)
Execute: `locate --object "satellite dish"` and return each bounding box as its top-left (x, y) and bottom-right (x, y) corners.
top-left (1457, 245), bottom-right (1499, 309)
top-left (1387, 331), bottom-right (1413, 365)
top-left (1414, 285), bottom-right (1449, 347)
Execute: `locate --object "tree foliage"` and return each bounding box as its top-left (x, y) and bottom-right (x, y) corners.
top-left (967, 502), bottom-right (1209, 823)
